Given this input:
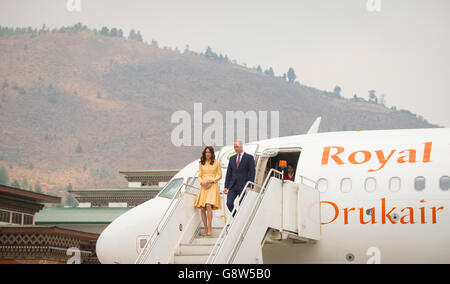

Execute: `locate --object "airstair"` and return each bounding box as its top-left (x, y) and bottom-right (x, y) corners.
top-left (135, 169), bottom-right (321, 264)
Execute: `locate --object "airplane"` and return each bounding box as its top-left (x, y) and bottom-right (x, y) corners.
top-left (96, 122), bottom-right (450, 264)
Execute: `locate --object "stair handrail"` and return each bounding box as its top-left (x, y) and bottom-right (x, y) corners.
top-left (205, 180), bottom-right (261, 264)
top-left (206, 168), bottom-right (282, 264)
top-left (228, 173), bottom-right (319, 263)
top-left (298, 175), bottom-right (318, 190)
top-left (135, 182), bottom-right (192, 264)
top-left (227, 169), bottom-right (283, 263)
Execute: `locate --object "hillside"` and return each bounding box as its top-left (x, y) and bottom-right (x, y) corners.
top-left (0, 28), bottom-right (438, 202)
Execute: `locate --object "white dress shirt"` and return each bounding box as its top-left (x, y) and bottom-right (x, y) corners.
top-left (236, 152), bottom-right (245, 167)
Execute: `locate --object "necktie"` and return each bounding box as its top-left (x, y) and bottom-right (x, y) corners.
top-left (237, 153), bottom-right (241, 168)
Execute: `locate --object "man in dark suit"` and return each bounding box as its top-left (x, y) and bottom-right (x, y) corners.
top-left (223, 139), bottom-right (256, 214)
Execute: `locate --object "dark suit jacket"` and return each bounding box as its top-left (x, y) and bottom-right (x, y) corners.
top-left (225, 152), bottom-right (256, 193)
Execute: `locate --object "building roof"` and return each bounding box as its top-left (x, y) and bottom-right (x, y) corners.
top-left (34, 207), bottom-right (130, 224)
top-left (68, 187), bottom-right (161, 194)
top-left (119, 169), bottom-right (179, 175)
top-left (0, 184), bottom-right (61, 203)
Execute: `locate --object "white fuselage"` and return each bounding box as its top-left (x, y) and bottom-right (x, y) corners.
top-left (96, 128), bottom-right (450, 264)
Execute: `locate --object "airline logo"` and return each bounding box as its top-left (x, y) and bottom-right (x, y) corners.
top-left (321, 198), bottom-right (444, 225)
top-left (321, 142), bottom-right (432, 172)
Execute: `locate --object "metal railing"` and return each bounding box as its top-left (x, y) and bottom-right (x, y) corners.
top-left (135, 182), bottom-right (190, 264)
top-left (206, 168), bottom-right (282, 264)
top-left (297, 175), bottom-right (318, 190)
top-left (227, 169), bottom-right (283, 263)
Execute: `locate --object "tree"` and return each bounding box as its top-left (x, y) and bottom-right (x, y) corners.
top-left (135, 31), bottom-right (143, 42)
top-left (256, 65), bottom-right (262, 72)
top-left (127, 29), bottom-right (143, 41)
top-left (368, 90), bottom-right (377, 103)
top-left (75, 142), bottom-right (83, 153)
top-left (264, 67), bottom-right (274, 76)
top-left (100, 26), bottom-right (109, 36)
top-left (205, 46), bottom-right (216, 59)
top-left (287, 67), bottom-right (296, 84)
top-left (334, 86), bottom-right (342, 97)
top-left (34, 182), bottom-right (42, 193)
top-left (128, 29), bottom-right (136, 40)
top-left (21, 177), bottom-right (28, 189)
top-left (110, 27), bottom-right (118, 37)
top-left (0, 166), bottom-right (9, 185)
top-left (11, 179), bottom-right (20, 188)
top-left (66, 194), bottom-right (78, 207)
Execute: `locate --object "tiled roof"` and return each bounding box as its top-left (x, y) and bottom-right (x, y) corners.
top-left (34, 207), bottom-right (130, 224)
top-left (69, 187), bottom-right (160, 193)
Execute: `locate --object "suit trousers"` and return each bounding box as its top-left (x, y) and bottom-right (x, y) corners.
top-left (226, 189), bottom-right (247, 216)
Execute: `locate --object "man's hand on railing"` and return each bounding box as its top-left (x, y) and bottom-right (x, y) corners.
top-left (223, 188), bottom-right (228, 194)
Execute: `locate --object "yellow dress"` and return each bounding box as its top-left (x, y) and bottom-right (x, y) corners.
top-left (194, 159), bottom-right (222, 210)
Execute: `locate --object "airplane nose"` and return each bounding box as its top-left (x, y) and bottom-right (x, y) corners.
top-left (96, 224), bottom-right (118, 264)
top-left (96, 207), bottom-right (139, 264)
top-left (96, 198), bottom-right (170, 264)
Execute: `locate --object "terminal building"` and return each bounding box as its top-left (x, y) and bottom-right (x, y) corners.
top-left (0, 169), bottom-right (179, 264)
top-left (0, 183), bottom-right (98, 264)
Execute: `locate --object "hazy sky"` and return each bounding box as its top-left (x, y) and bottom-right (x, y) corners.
top-left (1, 0), bottom-right (449, 127)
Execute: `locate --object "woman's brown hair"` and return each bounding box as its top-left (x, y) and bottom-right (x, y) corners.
top-left (200, 146), bottom-right (215, 165)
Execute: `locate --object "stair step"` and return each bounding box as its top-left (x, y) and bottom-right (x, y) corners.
top-left (173, 254), bottom-right (210, 264)
top-left (196, 227), bottom-right (223, 238)
top-left (179, 243), bottom-right (215, 255)
top-left (191, 236), bottom-right (219, 245)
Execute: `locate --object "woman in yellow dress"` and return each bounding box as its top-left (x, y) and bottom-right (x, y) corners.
top-left (194, 146), bottom-right (222, 236)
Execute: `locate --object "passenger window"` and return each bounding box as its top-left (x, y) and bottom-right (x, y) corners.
top-left (317, 178), bottom-right (328, 193)
top-left (414, 176), bottom-right (426, 191)
top-left (440, 176), bottom-right (450, 191)
top-left (389, 177), bottom-right (401, 192)
top-left (340, 178), bottom-right (352, 193)
top-left (364, 177), bottom-right (376, 193)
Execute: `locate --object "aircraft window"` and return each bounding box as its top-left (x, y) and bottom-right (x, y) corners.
top-left (440, 176), bottom-right (450, 191)
top-left (158, 178), bottom-right (184, 199)
top-left (340, 178), bottom-right (352, 193)
top-left (389, 177), bottom-right (401, 192)
top-left (317, 178), bottom-right (328, 193)
top-left (364, 177), bottom-right (376, 193)
top-left (414, 176), bottom-right (426, 191)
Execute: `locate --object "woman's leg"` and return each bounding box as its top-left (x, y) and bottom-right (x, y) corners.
top-left (200, 207), bottom-right (208, 235)
top-left (206, 204), bottom-right (213, 234)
